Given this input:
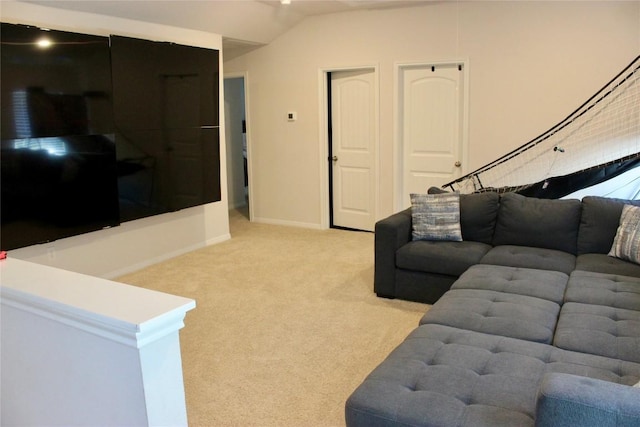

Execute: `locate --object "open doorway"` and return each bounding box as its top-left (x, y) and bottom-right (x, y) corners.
top-left (224, 75), bottom-right (250, 219)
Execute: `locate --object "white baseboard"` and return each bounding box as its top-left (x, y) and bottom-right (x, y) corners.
top-left (105, 234), bottom-right (229, 279)
top-left (252, 217), bottom-right (324, 230)
top-left (206, 233), bottom-right (232, 246)
top-left (228, 200), bottom-right (248, 210)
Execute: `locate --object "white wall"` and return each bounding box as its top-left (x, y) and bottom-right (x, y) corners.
top-left (1, 1), bottom-right (230, 278)
top-left (224, 1), bottom-right (640, 226)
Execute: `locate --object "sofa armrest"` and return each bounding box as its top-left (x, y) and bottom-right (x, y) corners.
top-left (374, 208), bottom-right (412, 298)
top-left (535, 373), bottom-right (640, 427)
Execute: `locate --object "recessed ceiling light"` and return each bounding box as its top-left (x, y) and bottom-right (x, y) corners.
top-left (281, 0), bottom-right (291, 4)
top-left (36, 37), bottom-right (52, 49)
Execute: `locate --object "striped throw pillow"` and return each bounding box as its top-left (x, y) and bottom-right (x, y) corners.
top-left (410, 193), bottom-right (462, 241)
top-left (608, 204), bottom-right (640, 265)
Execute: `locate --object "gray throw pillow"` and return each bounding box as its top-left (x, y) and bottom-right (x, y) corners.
top-left (608, 204), bottom-right (640, 265)
top-left (411, 193), bottom-right (462, 241)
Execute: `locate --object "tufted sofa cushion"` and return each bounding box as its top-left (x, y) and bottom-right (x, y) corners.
top-left (553, 270), bottom-right (640, 364)
top-left (575, 253), bottom-right (640, 277)
top-left (554, 302), bottom-right (640, 363)
top-left (345, 324), bottom-right (640, 427)
top-left (419, 289), bottom-right (561, 343)
top-left (420, 265), bottom-right (569, 344)
top-left (564, 270), bottom-right (640, 311)
top-left (479, 245), bottom-right (576, 275)
top-left (451, 265), bottom-right (569, 304)
top-left (492, 193), bottom-right (582, 254)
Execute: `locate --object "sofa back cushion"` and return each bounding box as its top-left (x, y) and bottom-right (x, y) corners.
top-left (578, 196), bottom-right (640, 255)
top-left (428, 188), bottom-right (499, 244)
top-left (492, 192), bottom-right (582, 254)
top-left (459, 191), bottom-right (500, 244)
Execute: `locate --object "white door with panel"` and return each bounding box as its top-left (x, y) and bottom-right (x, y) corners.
top-left (330, 69), bottom-right (376, 231)
top-left (401, 63), bottom-right (465, 207)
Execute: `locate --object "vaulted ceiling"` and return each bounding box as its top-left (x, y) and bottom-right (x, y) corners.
top-left (18, 0), bottom-right (436, 59)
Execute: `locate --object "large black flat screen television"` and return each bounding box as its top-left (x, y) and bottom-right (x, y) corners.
top-left (110, 35), bottom-right (221, 222)
top-left (1, 25), bottom-right (221, 251)
top-left (1, 23), bottom-right (120, 251)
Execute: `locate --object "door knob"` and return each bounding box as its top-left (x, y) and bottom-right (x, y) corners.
top-left (454, 161), bottom-right (461, 167)
top-left (331, 156), bottom-right (338, 162)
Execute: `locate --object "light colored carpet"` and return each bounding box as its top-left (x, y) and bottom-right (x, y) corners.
top-left (117, 208), bottom-right (429, 426)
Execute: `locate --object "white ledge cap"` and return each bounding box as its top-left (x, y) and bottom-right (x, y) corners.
top-left (0, 258), bottom-right (196, 348)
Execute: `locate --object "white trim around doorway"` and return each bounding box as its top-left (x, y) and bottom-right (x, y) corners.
top-left (318, 64), bottom-right (381, 230)
top-left (224, 70), bottom-right (254, 221)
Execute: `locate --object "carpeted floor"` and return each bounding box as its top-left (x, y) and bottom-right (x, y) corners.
top-left (117, 208), bottom-right (428, 426)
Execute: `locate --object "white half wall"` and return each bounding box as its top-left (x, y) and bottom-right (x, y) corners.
top-left (1, 257), bottom-right (196, 426)
top-left (1, 1), bottom-right (230, 278)
top-left (224, 1), bottom-right (640, 225)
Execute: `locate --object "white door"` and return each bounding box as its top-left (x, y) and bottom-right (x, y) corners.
top-left (401, 63), bottom-right (465, 207)
top-left (330, 69), bottom-right (376, 231)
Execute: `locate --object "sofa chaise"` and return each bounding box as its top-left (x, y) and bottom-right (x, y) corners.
top-left (346, 192), bottom-right (640, 426)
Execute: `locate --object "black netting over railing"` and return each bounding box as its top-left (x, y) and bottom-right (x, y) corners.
top-left (445, 55), bottom-right (640, 199)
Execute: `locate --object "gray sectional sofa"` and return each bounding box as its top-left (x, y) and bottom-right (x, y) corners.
top-left (346, 192), bottom-right (640, 426)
